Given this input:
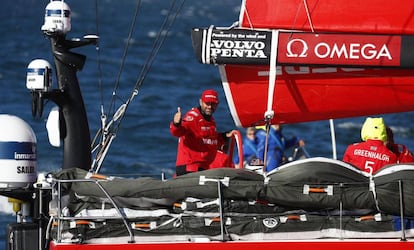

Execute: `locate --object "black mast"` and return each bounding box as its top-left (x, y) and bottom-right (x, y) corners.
top-left (45, 35), bottom-right (96, 170)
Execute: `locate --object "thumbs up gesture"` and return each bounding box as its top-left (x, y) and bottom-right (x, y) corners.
top-left (173, 107), bottom-right (182, 125)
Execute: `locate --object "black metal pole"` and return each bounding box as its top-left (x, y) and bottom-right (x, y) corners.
top-left (48, 35), bottom-right (92, 170)
top-left (398, 180), bottom-right (407, 241)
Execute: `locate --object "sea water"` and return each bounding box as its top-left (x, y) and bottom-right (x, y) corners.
top-left (1, 0), bottom-right (414, 249)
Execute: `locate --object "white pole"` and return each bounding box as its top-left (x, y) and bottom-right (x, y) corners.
top-left (329, 119), bottom-right (337, 159)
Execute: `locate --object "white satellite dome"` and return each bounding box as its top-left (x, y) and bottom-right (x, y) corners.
top-left (0, 115), bottom-right (37, 189)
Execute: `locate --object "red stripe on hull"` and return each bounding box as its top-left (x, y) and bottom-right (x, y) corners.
top-left (50, 240), bottom-right (414, 250)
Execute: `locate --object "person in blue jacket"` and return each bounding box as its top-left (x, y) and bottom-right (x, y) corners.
top-left (234, 127), bottom-right (262, 167)
top-left (256, 124), bottom-right (305, 172)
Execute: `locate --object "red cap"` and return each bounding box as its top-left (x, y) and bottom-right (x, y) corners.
top-left (201, 89), bottom-right (219, 104)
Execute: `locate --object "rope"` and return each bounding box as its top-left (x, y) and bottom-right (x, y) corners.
top-left (303, 0), bottom-right (315, 32)
top-left (242, 1), bottom-right (254, 30)
top-left (263, 123), bottom-right (270, 172)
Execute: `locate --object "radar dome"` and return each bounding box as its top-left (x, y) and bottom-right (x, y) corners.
top-left (0, 115), bottom-right (37, 189)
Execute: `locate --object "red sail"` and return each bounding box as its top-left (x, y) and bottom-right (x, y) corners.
top-left (216, 0), bottom-right (414, 127)
top-left (240, 0), bottom-right (414, 34)
top-left (221, 65), bottom-right (414, 127)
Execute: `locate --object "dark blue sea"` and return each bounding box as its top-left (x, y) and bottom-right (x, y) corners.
top-left (1, 0), bottom-right (414, 248)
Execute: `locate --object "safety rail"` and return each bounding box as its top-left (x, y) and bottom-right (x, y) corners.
top-left (49, 174), bottom-right (232, 243)
top-left (227, 130), bottom-right (243, 168)
top-left (47, 171), bottom-right (414, 243)
top-left (51, 178), bottom-right (135, 243)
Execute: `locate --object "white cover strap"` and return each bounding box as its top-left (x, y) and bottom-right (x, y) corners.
top-left (265, 30), bottom-right (279, 121)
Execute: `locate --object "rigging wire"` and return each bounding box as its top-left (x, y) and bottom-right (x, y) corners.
top-left (303, 0), bottom-right (315, 33)
top-left (90, 0), bottom-right (107, 153)
top-left (133, 0), bottom-right (186, 93)
top-left (90, 0), bottom-right (186, 172)
top-left (111, 0), bottom-right (187, 133)
top-left (290, 0), bottom-right (316, 35)
top-left (91, 0), bottom-right (143, 170)
top-left (242, 2), bottom-right (254, 30)
top-left (91, 0), bottom-right (144, 171)
top-left (93, 0), bottom-right (104, 113)
top-left (108, 0), bottom-right (142, 117)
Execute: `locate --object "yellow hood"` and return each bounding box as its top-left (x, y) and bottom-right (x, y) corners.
top-left (360, 117), bottom-right (387, 142)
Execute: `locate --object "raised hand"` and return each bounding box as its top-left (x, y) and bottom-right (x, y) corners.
top-left (173, 107), bottom-right (182, 125)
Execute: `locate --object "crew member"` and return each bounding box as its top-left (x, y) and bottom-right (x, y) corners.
top-left (170, 89), bottom-right (235, 176)
top-left (343, 117), bottom-right (397, 174)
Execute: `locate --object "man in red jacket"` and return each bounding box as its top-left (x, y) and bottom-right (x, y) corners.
top-left (170, 89), bottom-right (235, 176)
top-left (343, 117), bottom-right (397, 174)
